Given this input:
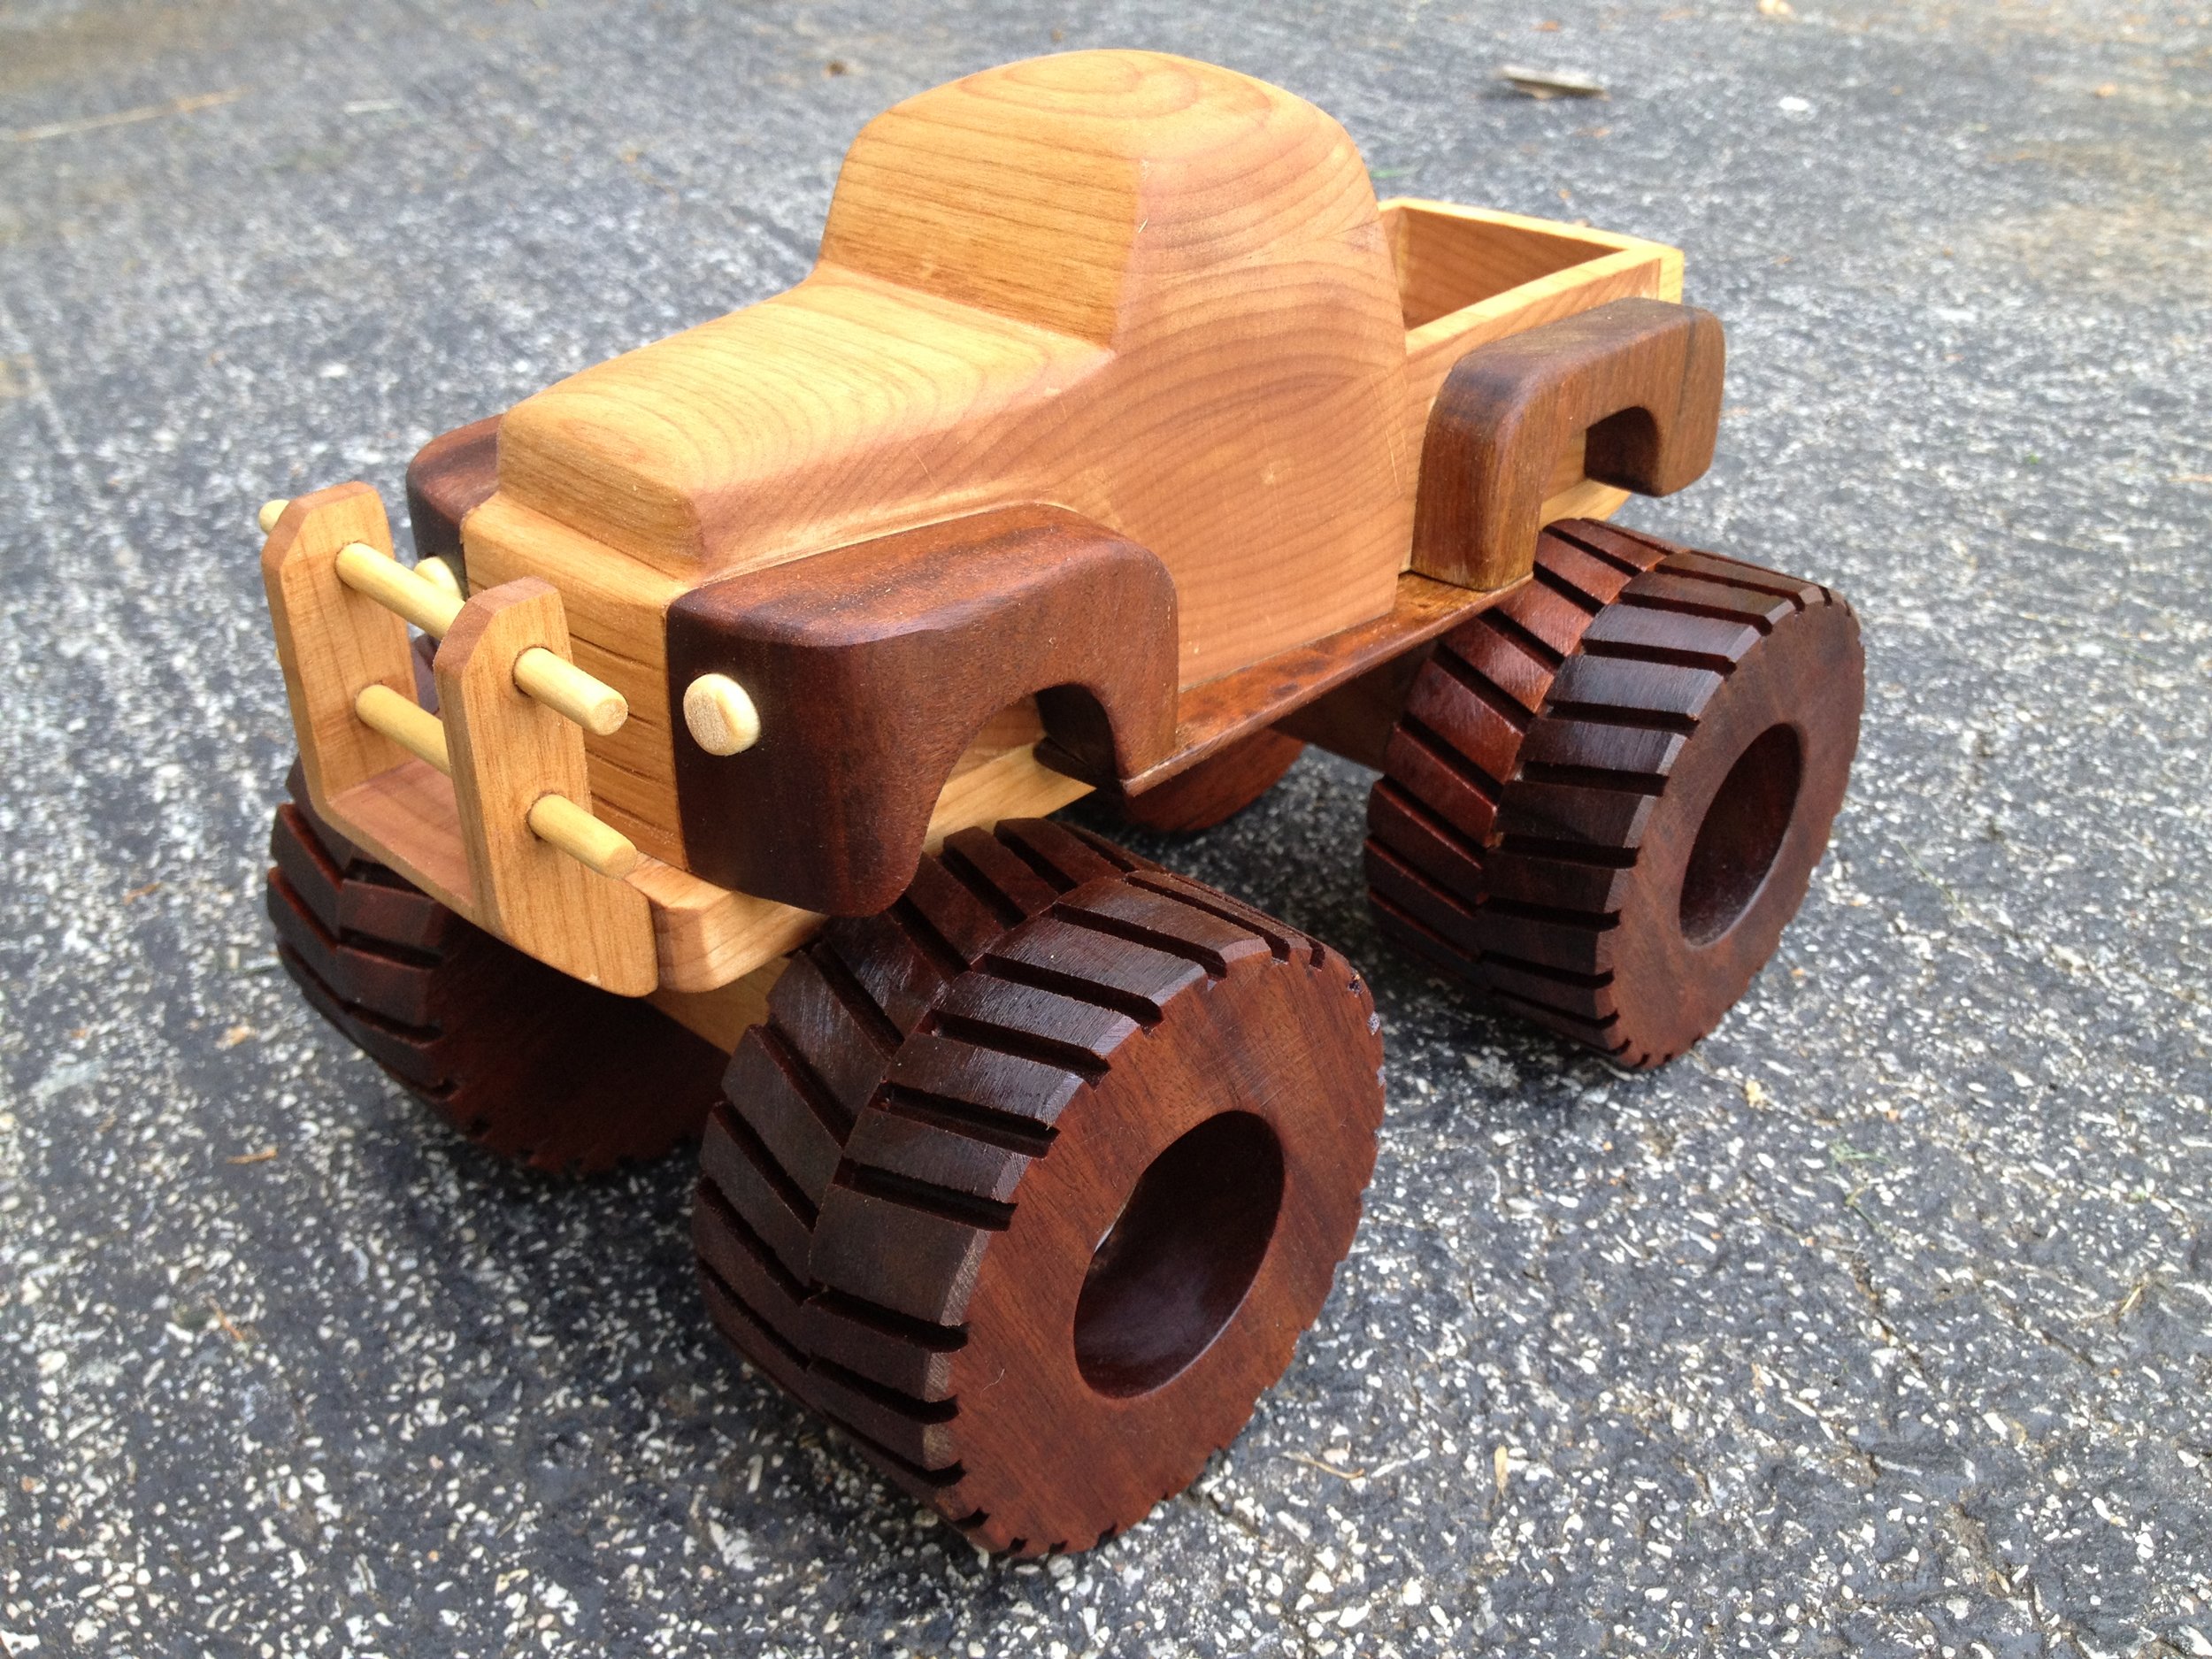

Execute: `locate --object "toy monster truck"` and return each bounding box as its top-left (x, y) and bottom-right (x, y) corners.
top-left (256, 50), bottom-right (1863, 1555)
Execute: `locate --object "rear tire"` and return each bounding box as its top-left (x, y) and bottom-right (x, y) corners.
top-left (694, 818), bottom-right (1382, 1555)
top-left (266, 763), bottom-right (724, 1172)
top-left (1111, 728), bottom-right (1306, 832)
top-left (1365, 519), bottom-right (1863, 1067)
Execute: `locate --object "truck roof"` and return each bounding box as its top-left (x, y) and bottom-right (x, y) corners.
top-left (490, 51), bottom-right (1397, 584)
top-left (818, 50), bottom-right (1374, 346)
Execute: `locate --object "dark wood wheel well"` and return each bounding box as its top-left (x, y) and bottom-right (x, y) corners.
top-left (668, 507), bottom-right (1180, 914)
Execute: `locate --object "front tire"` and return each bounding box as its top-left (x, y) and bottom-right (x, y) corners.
top-left (1365, 519), bottom-right (1863, 1067)
top-left (694, 818), bottom-right (1383, 1554)
top-left (266, 764), bottom-right (725, 1172)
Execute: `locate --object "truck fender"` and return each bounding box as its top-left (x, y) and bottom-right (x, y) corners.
top-left (1411, 298), bottom-right (1725, 589)
top-left (667, 505), bottom-right (1179, 914)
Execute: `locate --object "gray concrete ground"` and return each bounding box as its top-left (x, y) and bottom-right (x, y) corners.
top-left (3, 0), bottom-right (2208, 1655)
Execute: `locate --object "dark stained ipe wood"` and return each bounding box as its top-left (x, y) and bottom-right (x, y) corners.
top-left (266, 761), bottom-right (725, 1172)
top-left (403, 414), bottom-right (502, 585)
top-left (1081, 570), bottom-right (1496, 799)
top-left (1272, 644), bottom-right (1436, 773)
top-left (1110, 728), bottom-right (1306, 832)
top-left (694, 818), bottom-right (1385, 1555)
top-left (668, 506), bottom-right (1180, 916)
top-left (1411, 299), bottom-right (1725, 589)
top-left (1365, 519), bottom-right (1863, 1068)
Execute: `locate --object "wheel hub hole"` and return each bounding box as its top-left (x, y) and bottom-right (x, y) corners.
top-left (1678, 724), bottom-right (1803, 947)
top-left (1073, 1112), bottom-right (1284, 1398)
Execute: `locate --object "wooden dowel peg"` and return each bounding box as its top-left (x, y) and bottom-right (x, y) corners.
top-left (257, 498), bottom-right (291, 535)
top-left (336, 542), bottom-right (464, 637)
top-left (526, 792), bottom-right (641, 879)
top-left (415, 556), bottom-right (465, 603)
top-left (354, 683), bottom-right (450, 774)
top-left (513, 649), bottom-right (629, 736)
top-left (682, 672), bottom-right (761, 755)
top-left (335, 542), bottom-right (626, 734)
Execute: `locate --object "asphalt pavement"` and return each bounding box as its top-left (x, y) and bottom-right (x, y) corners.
top-left (3, 1), bottom-right (2208, 1655)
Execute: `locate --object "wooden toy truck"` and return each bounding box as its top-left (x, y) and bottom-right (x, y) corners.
top-left (257, 52), bottom-right (1863, 1555)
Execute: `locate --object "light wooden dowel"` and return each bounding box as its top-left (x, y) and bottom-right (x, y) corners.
top-left (682, 672), bottom-right (762, 755)
top-left (257, 498), bottom-right (291, 535)
top-left (526, 792), bottom-right (641, 879)
top-left (415, 556), bottom-right (465, 603)
top-left (352, 687), bottom-right (634, 877)
top-left (334, 542), bottom-right (626, 734)
top-left (512, 649), bottom-right (629, 737)
top-left (335, 542), bottom-right (464, 635)
top-left (355, 684), bottom-right (450, 774)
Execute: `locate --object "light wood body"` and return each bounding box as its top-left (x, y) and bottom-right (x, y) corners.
top-left (464, 52), bottom-right (1681, 889)
top-left (273, 51), bottom-right (1691, 997)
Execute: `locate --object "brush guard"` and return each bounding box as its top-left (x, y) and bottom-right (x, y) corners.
top-left (258, 483), bottom-right (657, 994)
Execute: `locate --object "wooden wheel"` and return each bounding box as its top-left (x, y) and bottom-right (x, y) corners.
top-left (695, 818), bottom-right (1382, 1555)
top-left (1111, 728), bottom-right (1307, 832)
top-left (266, 763), bottom-right (725, 1173)
top-left (1365, 519), bottom-right (1863, 1068)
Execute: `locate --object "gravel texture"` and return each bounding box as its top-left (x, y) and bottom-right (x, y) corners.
top-left (4, 1), bottom-right (2209, 1655)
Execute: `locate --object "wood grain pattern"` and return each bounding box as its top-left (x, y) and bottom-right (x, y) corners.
top-left (444, 60), bottom-right (1686, 878)
top-left (1098, 571), bottom-right (1498, 796)
top-left (667, 505), bottom-right (1177, 913)
top-left (496, 51), bottom-right (1410, 688)
top-left (1386, 202), bottom-right (1646, 331)
top-left (1410, 299), bottom-right (1725, 589)
top-left (403, 413), bottom-right (501, 582)
top-left (1110, 729), bottom-right (1306, 833)
top-left (526, 792), bottom-right (640, 879)
top-left (267, 765), bottom-right (724, 1173)
top-left (463, 491), bottom-right (691, 866)
top-left (693, 819), bottom-right (1383, 1555)
top-left (467, 495), bottom-right (1092, 890)
top-left (1272, 647), bottom-right (1436, 773)
top-left (305, 765), bottom-right (800, 998)
top-left (352, 684), bottom-right (449, 771)
top-left (632, 701), bottom-right (1090, 993)
top-left (1390, 198), bottom-right (1678, 535)
top-left (649, 960), bottom-right (789, 1053)
top-left (921, 703), bottom-right (1094, 852)
top-left (435, 580), bottom-right (658, 995)
top-left (261, 484), bottom-right (417, 809)
top-left (282, 700), bottom-right (1093, 1007)
top-left (1386, 198), bottom-right (1681, 380)
top-left (274, 55), bottom-right (1708, 1003)
top-left (1365, 520), bottom-right (1863, 1066)
top-left (468, 60), bottom-right (1680, 696)
top-left (325, 759), bottom-right (477, 910)
top-left (627, 857), bottom-right (825, 995)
